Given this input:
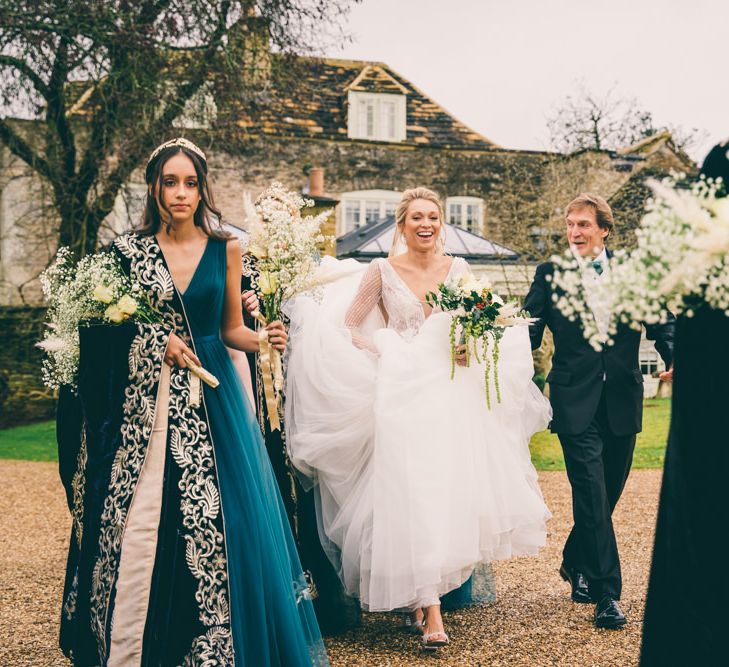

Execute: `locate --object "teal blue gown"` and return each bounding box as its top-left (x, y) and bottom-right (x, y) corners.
top-left (182, 238), bottom-right (328, 666)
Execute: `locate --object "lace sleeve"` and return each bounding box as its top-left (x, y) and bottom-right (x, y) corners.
top-left (345, 260), bottom-right (383, 351)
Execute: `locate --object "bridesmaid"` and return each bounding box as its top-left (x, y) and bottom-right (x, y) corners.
top-left (58, 137), bottom-right (328, 666)
top-left (239, 270), bottom-right (363, 636)
top-left (640, 139), bottom-right (729, 666)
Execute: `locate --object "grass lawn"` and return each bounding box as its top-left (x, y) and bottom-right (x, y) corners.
top-left (529, 398), bottom-right (671, 471)
top-left (0, 420), bottom-right (59, 462)
top-left (1, 399), bottom-right (671, 470)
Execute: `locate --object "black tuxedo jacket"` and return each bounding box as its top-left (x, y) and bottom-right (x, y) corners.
top-left (524, 260), bottom-right (674, 436)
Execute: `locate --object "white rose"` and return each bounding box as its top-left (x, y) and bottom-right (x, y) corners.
top-left (258, 272), bottom-right (278, 295)
top-left (105, 304), bottom-right (125, 323)
top-left (491, 293), bottom-right (504, 305)
top-left (462, 279), bottom-right (484, 295)
top-left (117, 294), bottom-right (138, 316)
top-left (93, 283), bottom-right (114, 304)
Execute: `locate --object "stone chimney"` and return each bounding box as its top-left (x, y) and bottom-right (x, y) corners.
top-left (228, 10), bottom-right (271, 89)
top-left (302, 167), bottom-right (339, 258)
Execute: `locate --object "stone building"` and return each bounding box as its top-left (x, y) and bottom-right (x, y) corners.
top-left (0, 56), bottom-right (691, 423)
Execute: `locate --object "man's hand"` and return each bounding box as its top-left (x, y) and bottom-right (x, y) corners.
top-left (242, 290), bottom-right (259, 316)
top-left (659, 366), bottom-right (673, 383)
top-left (266, 320), bottom-right (288, 353)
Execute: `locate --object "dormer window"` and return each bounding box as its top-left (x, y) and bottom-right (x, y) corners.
top-left (347, 91), bottom-right (406, 142)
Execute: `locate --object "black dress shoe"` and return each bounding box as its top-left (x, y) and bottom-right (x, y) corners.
top-left (559, 564), bottom-right (592, 604)
top-left (594, 597), bottom-right (627, 629)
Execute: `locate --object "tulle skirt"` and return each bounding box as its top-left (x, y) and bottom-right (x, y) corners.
top-left (284, 259), bottom-right (552, 612)
top-left (196, 334), bottom-right (328, 666)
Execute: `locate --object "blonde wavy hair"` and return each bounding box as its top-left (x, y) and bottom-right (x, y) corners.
top-left (389, 187), bottom-right (446, 257)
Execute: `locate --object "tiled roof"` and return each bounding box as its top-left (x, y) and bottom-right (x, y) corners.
top-left (234, 57), bottom-right (497, 149)
top-left (337, 216), bottom-right (518, 262)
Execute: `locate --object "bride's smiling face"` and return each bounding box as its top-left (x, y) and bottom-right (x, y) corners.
top-left (401, 199), bottom-right (442, 252)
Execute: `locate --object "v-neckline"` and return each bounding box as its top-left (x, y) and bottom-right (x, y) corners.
top-left (384, 257), bottom-right (456, 318)
top-left (157, 236), bottom-right (211, 297)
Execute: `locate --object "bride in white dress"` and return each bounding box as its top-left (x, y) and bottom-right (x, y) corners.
top-left (285, 187), bottom-right (551, 648)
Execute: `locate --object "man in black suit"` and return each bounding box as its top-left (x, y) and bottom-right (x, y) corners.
top-left (524, 193), bottom-right (674, 629)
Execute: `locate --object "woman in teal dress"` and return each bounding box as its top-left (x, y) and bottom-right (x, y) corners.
top-left (58, 137), bottom-right (328, 665)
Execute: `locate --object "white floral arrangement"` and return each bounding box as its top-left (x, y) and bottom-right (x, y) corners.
top-left (241, 181), bottom-right (332, 429)
top-left (242, 181), bottom-right (331, 318)
top-left (549, 176), bottom-right (729, 350)
top-left (37, 247), bottom-right (160, 389)
top-left (426, 273), bottom-right (534, 408)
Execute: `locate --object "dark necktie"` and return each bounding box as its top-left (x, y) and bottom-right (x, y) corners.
top-left (592, 260), bottom-right (604, 276)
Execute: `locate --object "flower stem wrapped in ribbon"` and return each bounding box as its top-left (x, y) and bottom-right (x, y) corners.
top-left (426, 274), bottom-right (534, 409)
top-left (241, 182), bottom-right (332, 431)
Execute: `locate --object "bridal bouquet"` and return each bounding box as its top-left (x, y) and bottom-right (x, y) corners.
top-left (241, 181), bottom-right (332, 429)
top-left (426, 274), bottom-right (534, 408)
top-left (37, 247), bottom-right (160, 389)
top-left (549, 176), bottom-right (729, 350)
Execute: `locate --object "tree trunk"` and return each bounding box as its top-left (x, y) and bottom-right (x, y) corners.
top-left (58, 204), bottom-right (102, 259)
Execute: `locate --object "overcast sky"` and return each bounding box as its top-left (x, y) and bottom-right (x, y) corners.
top-left (329, 0), bottom-right (728, 162)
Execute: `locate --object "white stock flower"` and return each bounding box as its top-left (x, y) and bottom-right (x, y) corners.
top-left (249, 244), bottom-right (268, 260)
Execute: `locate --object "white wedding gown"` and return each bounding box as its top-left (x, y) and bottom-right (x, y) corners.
top-left (285, 256), bottom-right (552, 611)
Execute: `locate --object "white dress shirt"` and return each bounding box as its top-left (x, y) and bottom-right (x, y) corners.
top-left (582, 247), bottom-right (610, 338)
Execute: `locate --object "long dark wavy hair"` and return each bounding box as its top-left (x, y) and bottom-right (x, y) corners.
top-left (137, 145), bottom-right (230, 239)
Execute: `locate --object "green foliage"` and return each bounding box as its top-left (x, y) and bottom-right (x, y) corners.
top-left (529, 398), bottom-right (671, 470)
top-left (0, 420), bottom-right (57, 461)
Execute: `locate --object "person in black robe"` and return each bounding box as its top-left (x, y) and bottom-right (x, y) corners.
top-left (640, 139), bottom-right (729, 665)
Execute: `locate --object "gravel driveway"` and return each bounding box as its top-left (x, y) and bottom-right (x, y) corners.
top-left (0, 461), bottom-right (661, 666)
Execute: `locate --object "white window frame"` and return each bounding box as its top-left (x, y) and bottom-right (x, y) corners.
top-left (347, 91), bottom-right (407, 143)
top-left (446, 196), bottom-right (484, 234)
top-left (639, 351), bottom-right (660, 377)
top-left (338, 190), bottom-right (402, 235)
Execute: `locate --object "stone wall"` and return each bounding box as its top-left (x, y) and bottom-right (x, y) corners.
top-left (0, 307), bottom-right (56, 427)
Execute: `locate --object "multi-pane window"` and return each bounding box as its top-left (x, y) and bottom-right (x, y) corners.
top-left (640, 354), bottom-right (660, 376)
top-left (339, 191), bottom-right (402, 234)
top-left (344, 201), bottom-right (361, 230)
top-left (446, 197), bottom-right (484, 234)
top-left (348, 92), bottom-right (406, 142)
top-left (357, 98), bottom-right (375, 138)
top-left (364, 201), bottom-right (381, 225)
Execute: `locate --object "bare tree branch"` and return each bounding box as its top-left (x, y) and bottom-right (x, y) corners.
top-left (0, 119), bottom-right (53, 180)
top-left (0, 0), bottom-right (360, 259)
top-left (0, 53), bottom-right (49, 96)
